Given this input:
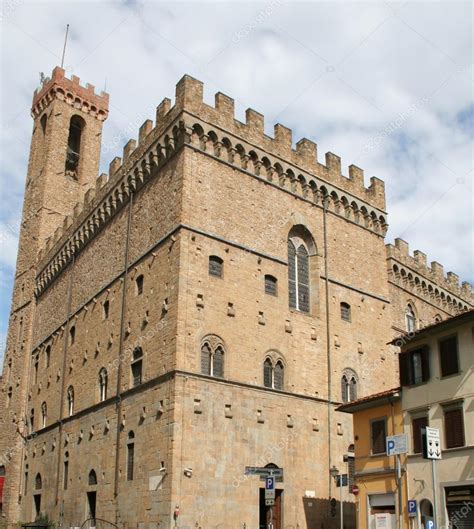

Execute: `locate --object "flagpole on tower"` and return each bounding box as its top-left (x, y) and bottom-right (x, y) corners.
top-left (61, 24), bottom-right (70, 69)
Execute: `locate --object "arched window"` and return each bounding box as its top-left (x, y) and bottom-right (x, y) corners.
top-left (67, 386), bottom-right (74, 417)
top-left (200, 336), bottom-right (225, 378)
top-left (340, 302), bottom-right (351, 322)
top-left (341, 370), bottom-right (358, 403)
top-left (263, 357), bottom-right (285, 390)
top-left (127, 431), bottom-right (135, 481)
top-left (63, 452), bottom-right (69, 490)
top-left (405, 304), bottom-right (417, 332)
top-left (33, 355), bottom-right (39, 385)
top-left (136, 275), bottom-right (144, 296)
top-left (35, 473), bottom-right (42, 490)
top-left (29, 408), bottom-right (35, 433)
top-left (88, 469), bottom-right (97, 486)
top-left (45, 345), bottom-right (51, 368)
top-left (103, 300), bottom-right (110, 319)
top-left (40, 114), bottom-right (47, 135)
top-left (65, 115), bottom-right (85, 179)
top-left (131, 347), bottom-right (143, 387)
top-left (434, 314), bottom-right (442, 323)
top-left (264, 275), bottom-right (278, 296)
top-left (288, 226), bottom-right (316, 313)
top-left (209, 255), bottom-right (224, 278)
top-left (98, 368), bottom-right (108, 402)
top-left (69, 325), bottom-right (76, 345)
top-left (41, 402), bottom-right (47, 428)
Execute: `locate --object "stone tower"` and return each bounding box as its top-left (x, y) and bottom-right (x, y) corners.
top-left (0, 67), bottom-right (108, 522)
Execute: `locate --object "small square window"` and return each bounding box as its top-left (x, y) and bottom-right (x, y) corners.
top-left (209, 256), bottom-right (223, 278)
top-left (264, 275), bottom-right (278, 296)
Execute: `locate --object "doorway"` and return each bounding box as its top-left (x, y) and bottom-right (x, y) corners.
top-left (259, 488), bottom-right (282, 529)
top-left (33, 494), bottom-right (41, 518)
top-left (86, 491), bottom-right (97, 524)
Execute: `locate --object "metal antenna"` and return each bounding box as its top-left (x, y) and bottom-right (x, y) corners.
top-left (61, 24), bottom-right (70, 68)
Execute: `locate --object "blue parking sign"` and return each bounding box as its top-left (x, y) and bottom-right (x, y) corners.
top-left (426, 521), bottom-right (435, 529)
top-left (266, 476), bottom-right (275, 490)
top-left (408, 500), bottom-right (417, 517)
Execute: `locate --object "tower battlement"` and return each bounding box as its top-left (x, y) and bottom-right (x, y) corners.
top-left (386, 238), bottom-right (473, 309)
top-left (32, 66), bottom-right (109, 120)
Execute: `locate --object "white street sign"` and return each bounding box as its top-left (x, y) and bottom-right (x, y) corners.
top-left (386, 434), bottom-right (408, 456)
top-left (424, 427), bottom-right (441, 460)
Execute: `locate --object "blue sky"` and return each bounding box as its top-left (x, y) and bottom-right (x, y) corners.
top-left (1, 0), bottom-right (473, 370)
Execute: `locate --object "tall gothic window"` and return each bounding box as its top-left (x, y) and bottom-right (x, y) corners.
top-left (341, 370), bottom-right (358, 403)
top-left (98, 368), bottom-right (108, 402)
top-left (67, 386), bottom-right (74, 417)
top-left (41, 402), bottom-right (47, 428)
top-left (288, 227), bottom-right (315, 313)
top-left (131, 348), bottom-right (143, 387)
top-left (200, 335), bottom-right (225, 378)
top-left (263, 357), bottom-right (284, 390)
top-left (405, 304), bottom-right (416, 332)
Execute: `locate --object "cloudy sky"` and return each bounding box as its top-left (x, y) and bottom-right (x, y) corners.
top-left (0, 0), bottom-right (472, 368)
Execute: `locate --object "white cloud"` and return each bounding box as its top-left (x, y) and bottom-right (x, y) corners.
top-left (0, 0), bottom-right (473, 369)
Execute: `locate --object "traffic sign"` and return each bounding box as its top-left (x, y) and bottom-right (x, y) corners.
top-left (408, 500), bottom-right (417, 517)
top-left (426, 520), bottom-right (435, 529)
top-left (265, 498), bottom-right (275, 506)
top-left (422, 427), bottom-right (441, 460)
top-left (245, 466), bottom-right (283, 478)
top-left (351, 485), bottom-right (359, 495)
top-left (386, 434), bottom-right (408, 456)
top-left (265, 476), bottom-right (275, 500)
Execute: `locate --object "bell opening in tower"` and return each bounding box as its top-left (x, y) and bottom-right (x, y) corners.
top-left (65, 115), bottom-right (85, 180)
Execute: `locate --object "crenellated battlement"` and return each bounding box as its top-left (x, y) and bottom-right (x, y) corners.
top-left (35, 74), bottom-right (392, 296)
top-left (171, 75), bottom-right (386, 211)
top-left (386, 238), bottom-right (473, 311)
top-left (32, 66), bottom-right (109, 120)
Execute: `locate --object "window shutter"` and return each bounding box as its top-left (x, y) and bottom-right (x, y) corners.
top-left (201, 344), bottom-right (211, 375)
top-left (399, 353), bottom-right (410, 386)
top-left (297, 245), bottom-right (310, 313)
top-left (445, 408), bottom-right (464, 449)
top-left (288, 241), bottom-right (297, 309)
top-left (421, 346), bottom-right (430, 382)
top-left (209, 256), bottom-right (223, 277)
top-left (263, 359), bottom-right (273, 388)
top-left (265, 275), bottom-right (277, 296)
top-left (212, 346), bottom-right (224, 378)
top-left (371, 420), bottom-right (386, 454)
top-left (273, 362), bottom-right (284, 390)
top-left (412, 416), bottom-right (428, 454)
top-left (439, 336), bottom-right (459, 377)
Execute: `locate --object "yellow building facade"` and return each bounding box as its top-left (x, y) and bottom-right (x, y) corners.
top-left (339, 388), bottom-right (409, 529)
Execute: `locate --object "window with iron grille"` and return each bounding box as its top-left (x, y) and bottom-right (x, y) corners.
top-left (131, 348), bottom-right (143, 387)
top-left (263, 359), bottom-right (273, 388)
top-left (340, 302), bottom-right (351, 322)
top-left (371, 418), bottom-right (387, 454)
top-left (439, 335), bottom-right (459, 377)
top-left (212, 346), bottom-right (224, 378)
top-left (412, 416), bottom-right (428, 454)
top-left (273, 361), bottom-right (284, 390)
top-left (444, 408), bottom-right (465, 449)
top-left (209, 255), bottom-right (223, 278)
top-left (264, 275), bottom-right (278, 296)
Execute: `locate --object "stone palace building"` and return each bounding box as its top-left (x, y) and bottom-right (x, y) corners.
top-left (0, 66), bottom-right (472, 529)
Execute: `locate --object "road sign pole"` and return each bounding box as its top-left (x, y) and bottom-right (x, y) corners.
top-left (340, 475), bottom-right (343, 529)
top-left (432, 459), bottom-right (438, 529)
top-left (397, 454), bottom-right (403, 529)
